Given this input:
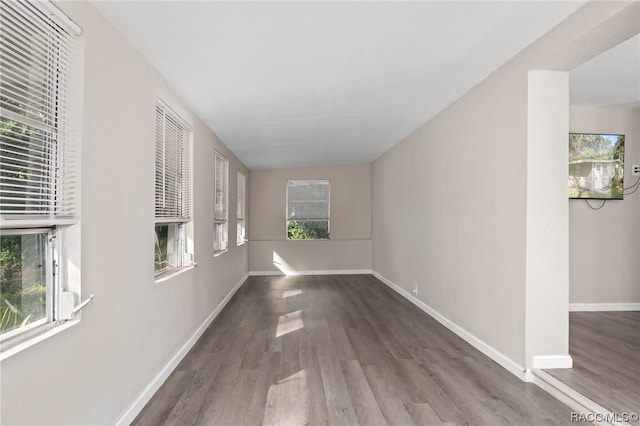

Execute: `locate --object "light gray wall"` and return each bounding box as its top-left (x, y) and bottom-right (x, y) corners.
top-left (249, 164), bottom-right (371, 273)
top-left (372, 2), bottom-right (637, 369)
top-left (372, 68), bottom-right (529, 368)
top-left (0, 2), bottom-right (249, 425)
top-left (569, 105), bottom-right (640, 304)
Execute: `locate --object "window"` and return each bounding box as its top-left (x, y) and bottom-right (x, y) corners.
top-left (0, 0), bottom-right (81, 345)
top-left (155, 101), bottom-right (192, 276)
top-left (0, 229), bottom-right (51, 340)
top-left (237, 171), bottom-right (246, 245)
top-left (214, 152), bottom-right (228, 254)
top-left (287, 180), bottom-right (330, 239)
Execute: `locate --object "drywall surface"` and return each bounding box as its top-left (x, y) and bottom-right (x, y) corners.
top-left (249, 164), bottom-right (371, 273)
top-left (372, 68), bottom-right (529, 367)
top-left (525, 71), bottom-right (570, 365)
top-left (0, 2), bottom-right (248, 425)
top-left (569, 105), bottom-right (640, 304)
top-left (372, 1), bottom-right (638, 370)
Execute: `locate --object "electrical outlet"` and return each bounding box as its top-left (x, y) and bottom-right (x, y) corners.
top-left (632, 165), bottom-right (640, 177)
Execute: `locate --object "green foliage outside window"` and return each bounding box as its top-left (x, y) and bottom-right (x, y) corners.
top-left (0, 234), bottom-right (47, 334)
top-left (1, 116), bottom-right (50, 334)
top-left (287, 221), bottom-right (329, 240)
top-left (154, 225), bottom-right (169, 274)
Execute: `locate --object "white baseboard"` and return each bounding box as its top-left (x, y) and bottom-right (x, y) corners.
top-left (532, 355), bottom-right (573, 369)
top-left (569, 303), bottom-right (640, 312)
top-left (115, 273), bottom-right (249, 426)
top-left (372, 271), bottom-right (527, 381)
top-left (249, 269), bottom-right (372, 277)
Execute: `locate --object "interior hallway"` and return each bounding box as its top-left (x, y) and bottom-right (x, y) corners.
top-left (133, 275), bottom-right (573, 425)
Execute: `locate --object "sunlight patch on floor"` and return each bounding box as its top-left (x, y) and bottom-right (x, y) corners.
top-left (263, 369), bottom-right (309, 426)
top-left (283, 289), bottom-right (302, 298)
top-left (276, 310), bottom-right (304, 338)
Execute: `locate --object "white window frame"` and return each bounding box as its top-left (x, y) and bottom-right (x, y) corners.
top-left (237, 171), bottom-right (247, 246)
top-left (154, 100), bottom-right (193, 278)
top-left (286, 179), bottom-right (331, 240)
top-left (0, 0), bottom-right (83, 358)
top-left (214, 152), bottom-right (229, 255)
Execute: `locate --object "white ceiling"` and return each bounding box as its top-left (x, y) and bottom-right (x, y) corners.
top-left (94, 1), bottom-right (602, 170)
top-left (569, 34), bottom-right (640, 108)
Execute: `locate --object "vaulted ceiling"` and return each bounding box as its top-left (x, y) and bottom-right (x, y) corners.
top-left (95, 1), bottom-right (637, 170)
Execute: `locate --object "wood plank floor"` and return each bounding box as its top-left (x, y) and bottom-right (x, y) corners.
top-left (133, 275), bottom-right (573, 425)
top-left (546, 311), bottom-right (640, 416)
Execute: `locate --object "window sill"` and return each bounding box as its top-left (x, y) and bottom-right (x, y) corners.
top-left (154, 265), bottom-right (195, 284)
top-left (0, 320), bottom-right (80, 362)
top-left (213, 249), bottom-right (228, 257)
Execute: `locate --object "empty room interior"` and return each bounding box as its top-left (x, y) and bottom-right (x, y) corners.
top-left (0, 0), bottom-right (638, 425)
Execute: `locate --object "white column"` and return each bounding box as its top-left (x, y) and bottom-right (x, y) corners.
top-left (525, 70), bottom-right (572, 370)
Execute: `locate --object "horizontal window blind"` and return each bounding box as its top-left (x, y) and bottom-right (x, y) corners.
top-left (214, 152), bottom-right (227, 222)
top-left (155, 102), bottom-right (192, 222)
top-left (237, 171), bottom-right (245, 220)
top-left (0, 0), bottom-right (79, 226)
top-left (237, 171), bottom-right (246, 244)
top-left (287, 180), bottom-right (330, 220)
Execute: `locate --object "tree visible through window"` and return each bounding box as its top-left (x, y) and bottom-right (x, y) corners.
top-left (0, 231), bottom-right (48, 335)
top-left (287, 180), bottom-right (330, 240)
top-left (1, 0), bottom-right (80, 342)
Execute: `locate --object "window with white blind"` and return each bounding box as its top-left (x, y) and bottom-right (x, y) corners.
top-left (237, 171), bottom-right (246, 245)
top-left (214, 152), bottom-right (228, 254)
top-left (0, 0), bottom-right (82, 347)
top-left (155, 101), bottom-right (192, 276)
top-left (286, 180), bottom-right (330, 240)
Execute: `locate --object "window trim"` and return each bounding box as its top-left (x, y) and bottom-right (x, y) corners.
top-left (214, 152), bottom-right (229, 255)
top-left (154, 100), bottom-right (193, 278)
top-left (286, 179), bottom-right (331, 240)
top-left (0, 319), bottom-right (79, 362)
top-left (237, 171), bottom-right (247, 246)
top-left (0, 0), bottom-right (83, 353)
